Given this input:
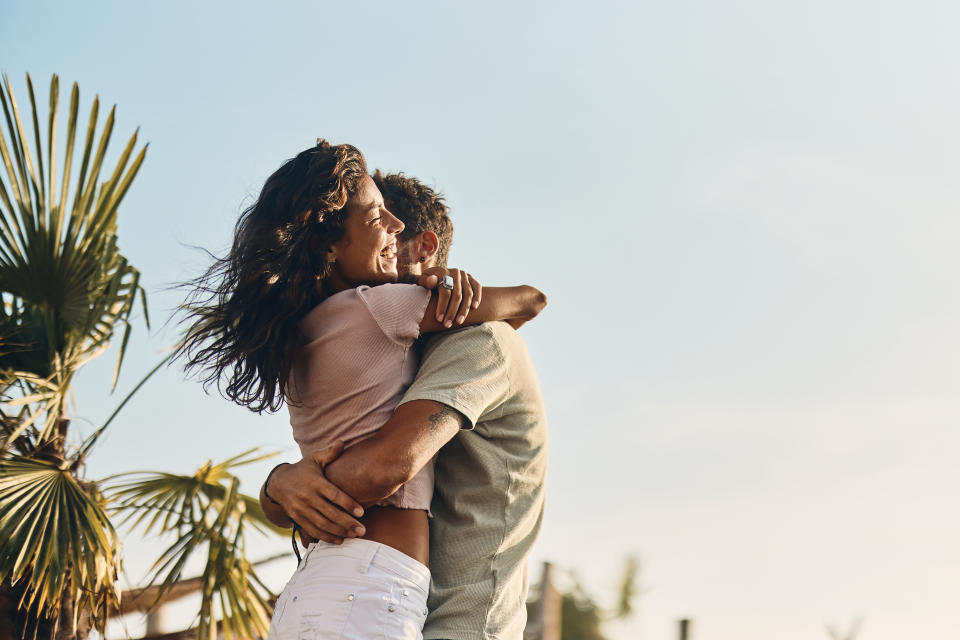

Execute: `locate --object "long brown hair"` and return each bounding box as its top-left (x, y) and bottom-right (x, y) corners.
top-left (178, 140), bottom-right (367, 412)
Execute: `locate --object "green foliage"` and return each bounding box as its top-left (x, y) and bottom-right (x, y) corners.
top-left (0, 72), bottom-right (148, 447)
top-left (561, 588), bottom-right (605, 640)
top-left (0, 74), bottom-right (284, 640)
top-left (107, 449), bottom-right (286, 640)
top-left (0, 71), bottom-right (148, 638)
top-left (528, 557), bottom-right (641, 640)
top-left (614, 555), bottom-right (638, 620)
top-left (0, 456), bottom-right (121, 634)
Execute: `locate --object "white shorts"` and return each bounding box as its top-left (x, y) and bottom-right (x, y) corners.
top-left (267, 538), bottom-right (431, 640)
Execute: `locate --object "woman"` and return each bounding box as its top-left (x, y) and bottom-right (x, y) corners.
top-left (179, 140), bottom-right (545, 639)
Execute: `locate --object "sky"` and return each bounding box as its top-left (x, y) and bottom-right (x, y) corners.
top-left (3, 1), bottom-right (959, 638)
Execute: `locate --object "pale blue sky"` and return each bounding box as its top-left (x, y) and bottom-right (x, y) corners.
top-left (3, 1), bottom-right (959, 638)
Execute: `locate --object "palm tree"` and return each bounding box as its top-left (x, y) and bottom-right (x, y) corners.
top-left (0, 73), bottom-right (282, 640)
top-left (107, 449), bottom-right (281, 640)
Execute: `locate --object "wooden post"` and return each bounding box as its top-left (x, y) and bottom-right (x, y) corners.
top-left (541, 563), bottom-right (561, 640)
top-left (679, 618), bottom-right (692, 640)
top-left (524, 562), bottom-right (562, 640)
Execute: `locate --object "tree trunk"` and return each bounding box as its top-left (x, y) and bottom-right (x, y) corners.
top-left (0, 577), bottom-right (58, 640)
top-left (50, 568), bottom-right (91, 640)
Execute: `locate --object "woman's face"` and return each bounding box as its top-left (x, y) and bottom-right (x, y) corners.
top-left (327, 174), bottom-right (405, 291)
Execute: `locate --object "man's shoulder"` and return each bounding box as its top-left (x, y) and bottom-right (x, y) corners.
top-left (423, 320), bottom-right (520, 354)
top-left (404, 323), bottom-right (517, 425)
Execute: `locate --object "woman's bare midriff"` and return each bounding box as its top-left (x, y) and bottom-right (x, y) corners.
top-left (359, 505), bottom-right (430, 567)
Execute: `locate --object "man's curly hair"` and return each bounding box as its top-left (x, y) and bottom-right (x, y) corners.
top-left (372, 170), bottom-right (453, 268)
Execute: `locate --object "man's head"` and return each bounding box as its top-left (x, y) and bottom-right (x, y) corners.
top-left (372, 170), bottom-right (453, 277)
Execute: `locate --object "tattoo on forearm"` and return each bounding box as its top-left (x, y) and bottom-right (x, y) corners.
top-left (428, 405), bottom-right (464, 435)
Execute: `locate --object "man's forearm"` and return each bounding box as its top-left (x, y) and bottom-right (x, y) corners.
top-left (324, 400), bottom-right (466, 506)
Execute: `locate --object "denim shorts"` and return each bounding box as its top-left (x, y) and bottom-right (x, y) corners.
top-left (267, 538), bottom-right (431, 640)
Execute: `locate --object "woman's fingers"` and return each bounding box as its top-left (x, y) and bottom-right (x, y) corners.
top-left (467, 272), bottom-right (482, 309)
top-left (426, 266), bottom-right (480, 325)
top-left (435, 273), bottom-right (451, 322)
top-left (455, 270), bottom-right (475, 324)
top-left (442, 269), bottom-right (463, 327)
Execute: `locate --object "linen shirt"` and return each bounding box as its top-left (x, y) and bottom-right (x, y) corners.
top-left (400, 321), bottom-right (548, 640)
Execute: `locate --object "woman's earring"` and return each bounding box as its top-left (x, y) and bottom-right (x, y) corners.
top-left (419, 256), bottom-right (426, 262)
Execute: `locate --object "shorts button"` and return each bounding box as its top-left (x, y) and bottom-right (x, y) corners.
top-left (388, 605), bottom-right (397, 612)
top-left (402, 589), bottom-right (409, 596)
top-left (347, 594), bottom-right (355, 601)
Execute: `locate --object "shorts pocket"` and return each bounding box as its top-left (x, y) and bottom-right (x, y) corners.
top-left (381, 579), bottom-right (428, 640)
top-left (274, 578), bottom-right (364, 640)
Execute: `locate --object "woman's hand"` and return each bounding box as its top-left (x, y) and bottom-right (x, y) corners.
top-left (417, 266), bottom-right (482, 327)
top-left (266, 442), bottom-right (367, 545)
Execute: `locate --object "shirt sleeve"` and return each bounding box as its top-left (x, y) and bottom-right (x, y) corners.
top-left (356, 283), bottom-right (431, 346)
top-left (399, 324), bottom-right (512, 429)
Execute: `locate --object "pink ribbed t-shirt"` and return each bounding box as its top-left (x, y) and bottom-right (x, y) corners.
top-left (287, 283), bottom-right (433, 511)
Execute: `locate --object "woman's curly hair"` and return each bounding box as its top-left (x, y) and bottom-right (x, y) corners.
top-left (178, 140), bottom-right (368, 412)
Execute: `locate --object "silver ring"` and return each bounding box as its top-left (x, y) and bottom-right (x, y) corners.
top-left (440, 275), bottom-right (455, 290)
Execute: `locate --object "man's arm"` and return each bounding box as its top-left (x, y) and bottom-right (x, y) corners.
top-left (324, 400), bottom-right (467, 504)
top-left (262, 399), bottom-right (467, 543)
top-left (259, 440), bottom-right (367, 542)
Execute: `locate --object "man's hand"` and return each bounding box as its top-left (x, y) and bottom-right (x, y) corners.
top-left (417, 266), bottom-right (482, 327)
top-left (267, 441), bottom-right (367, 545)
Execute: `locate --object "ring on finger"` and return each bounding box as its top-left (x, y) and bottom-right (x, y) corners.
top-left (440, 275), bottom-right (455, 290)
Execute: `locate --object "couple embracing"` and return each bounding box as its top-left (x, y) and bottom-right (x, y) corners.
top-left (180, 140), bottom-right (548, 639)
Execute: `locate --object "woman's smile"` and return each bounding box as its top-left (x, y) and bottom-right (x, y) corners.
top-left (327, 174), bottom-right (405, 292)
top-left (379, 241), bottom-right (398, 262)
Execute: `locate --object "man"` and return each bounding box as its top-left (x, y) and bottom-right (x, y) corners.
top-left (261, 171), bottom-right (548, 639)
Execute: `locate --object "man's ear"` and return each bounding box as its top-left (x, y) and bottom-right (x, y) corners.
top-left (418, 231), bottom-right (439, 261)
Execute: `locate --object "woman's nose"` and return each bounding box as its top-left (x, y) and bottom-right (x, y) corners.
top-left (384, 209), bottom-right (404, 234)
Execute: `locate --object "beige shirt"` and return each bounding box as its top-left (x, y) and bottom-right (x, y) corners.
top-left (400, 322), bottom-right (548, 640)
top-left (288, 283), bottom-right (435, 511)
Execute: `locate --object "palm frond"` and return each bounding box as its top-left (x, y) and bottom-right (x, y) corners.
top-left (0, 455), bottom-right (121, 635)
top-left (614, 556), bottom-right (640, 619)
top-left (0, 72), bottom-right (149, 447)
top-left (106, 450), bottom-right (282, 639)
top-left (0, 370), bottom-right (59, 447)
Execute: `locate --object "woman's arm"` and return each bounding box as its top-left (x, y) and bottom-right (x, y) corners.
top-left (419, 285), bottom-right (547, 333)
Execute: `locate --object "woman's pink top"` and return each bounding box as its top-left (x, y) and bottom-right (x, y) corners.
top-left (287, 283), bottom-right (433, 511)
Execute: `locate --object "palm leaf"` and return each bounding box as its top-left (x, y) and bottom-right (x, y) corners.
top-left (0, 455), bottom-right (121, 635)
top-left (0, 73), bottom-right (149, 447)
top-left (106, 451), bottom-right (281, 639)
